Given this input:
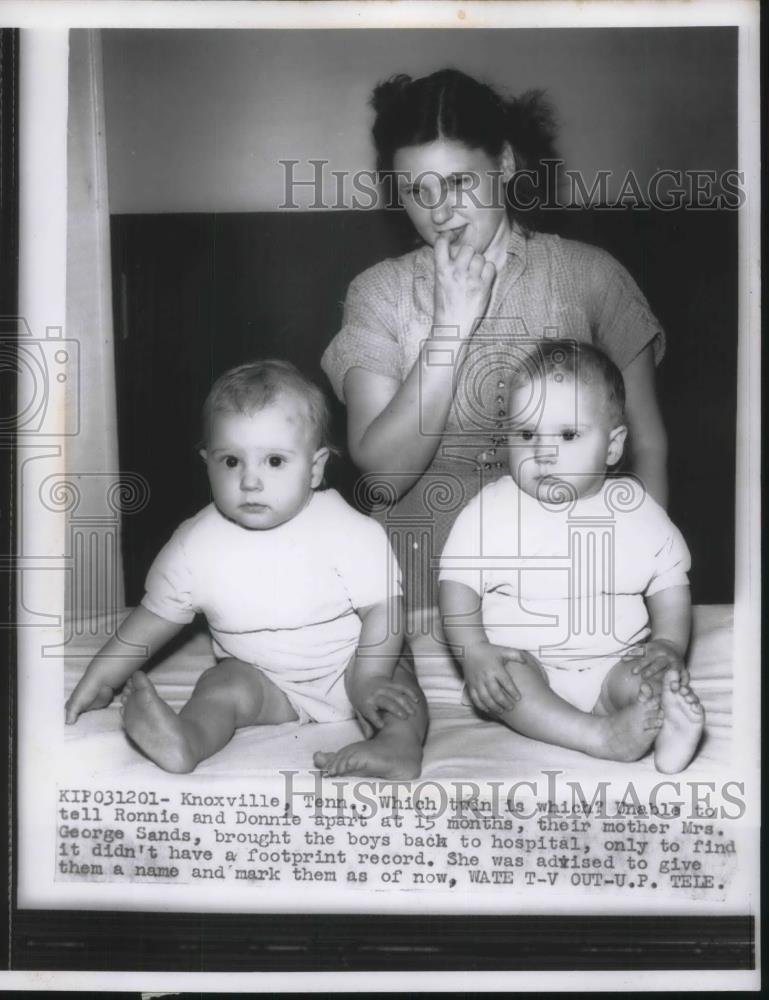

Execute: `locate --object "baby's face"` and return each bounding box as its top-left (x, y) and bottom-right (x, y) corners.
top-left (507, 375), bottom-right (626, 502)
top-left (202, 397), bottom-right (328, 530)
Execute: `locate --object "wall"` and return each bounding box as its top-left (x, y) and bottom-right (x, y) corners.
top-left (99, 27), bottom-right (739, 605)
top-left (109, 207), bottom-right (736, 605)
top-left (101, 27), bottom-right (736, 213)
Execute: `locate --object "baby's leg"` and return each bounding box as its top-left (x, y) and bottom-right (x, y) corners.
top-left (313, 659), bottom-right (428, 780)
top-left (494, 652), bottom-right (663, 763)
top-left (596, 658), bottom-right (704, 772)
top-left (121, 658), bottom-right (297, 773)
top-left (595, 655), bottom-right (658, 714)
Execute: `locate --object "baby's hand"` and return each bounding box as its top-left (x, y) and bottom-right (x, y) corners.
top-left (352, 676), bottom-right (420, 731)
top-left (625, 638), bottom-right (688, 685)
top-left (463, 642), bottom-right (524, 715)
top-left (65, 675), bottom-right (115, 724)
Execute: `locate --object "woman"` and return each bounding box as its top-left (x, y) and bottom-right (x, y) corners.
top-left (321, 69), bottom-right (668, 701)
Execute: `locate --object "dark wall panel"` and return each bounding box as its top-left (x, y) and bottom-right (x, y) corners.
top-left (111, 208), bottom-right (736, 605)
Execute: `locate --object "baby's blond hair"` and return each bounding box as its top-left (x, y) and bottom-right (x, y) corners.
top-left (202, 359), bottom-right (331, 448)
top-left (509, 340), bottom-right (626, 426)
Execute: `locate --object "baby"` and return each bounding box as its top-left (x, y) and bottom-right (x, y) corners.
top-left (66, 360), bottom-right (426, 778)
top-left (439, 340), bottom-right (704, 773)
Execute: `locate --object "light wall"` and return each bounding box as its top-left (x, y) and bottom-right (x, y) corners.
top-left (101, 27), bottom-right (736, 213)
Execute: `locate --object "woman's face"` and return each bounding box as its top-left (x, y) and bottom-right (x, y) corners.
top-left (393, 138), bottom-right (510, 255)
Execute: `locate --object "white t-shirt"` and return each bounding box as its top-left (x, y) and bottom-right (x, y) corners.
top-left (439, 476), bottom-right (690, 664)
top-left (142, 489), bottom-right (401, 680)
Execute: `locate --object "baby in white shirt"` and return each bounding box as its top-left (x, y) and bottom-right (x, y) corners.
top-left (67, 360), bottom-right (426, 778)
top-left (439, 340), bottom-right (704, 772)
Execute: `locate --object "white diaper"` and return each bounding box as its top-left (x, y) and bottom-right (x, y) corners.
top-left (539, 655), bottom-right (619, 714)
top-left (232, 658), bottom-right (357, 726)
top-left (273, 665), bottom-right (356, 725)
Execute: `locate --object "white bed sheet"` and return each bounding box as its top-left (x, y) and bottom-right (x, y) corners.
top-left (62, 605), bottom-right (734, 780)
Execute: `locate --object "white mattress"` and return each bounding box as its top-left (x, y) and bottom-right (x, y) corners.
top-left (63, 605), bottom-right (734, 780)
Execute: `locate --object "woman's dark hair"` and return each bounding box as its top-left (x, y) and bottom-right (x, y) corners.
top-left (370, 69), bottom-right (559, 231)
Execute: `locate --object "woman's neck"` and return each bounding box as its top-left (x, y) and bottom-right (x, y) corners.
top-left (485, 216), bottom-right (513, 273)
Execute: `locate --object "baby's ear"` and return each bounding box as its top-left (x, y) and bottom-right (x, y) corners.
top-left (606, 425), bottom-right (627, 466)
top-left (198, 447), bottom-right (208, 463)
top-left (311, 447), bottom-right (330, 488)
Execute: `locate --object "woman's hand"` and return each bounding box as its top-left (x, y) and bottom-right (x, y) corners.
top-left (433, 234), bottom-right (496, 339)
top-left (341, 237), bottom-right (495, 493)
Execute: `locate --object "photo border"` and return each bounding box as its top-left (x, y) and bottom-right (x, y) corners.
top-left (1, 22), bottom-right (19, 976)
top-left (2, 0), bottom-right (761, 987)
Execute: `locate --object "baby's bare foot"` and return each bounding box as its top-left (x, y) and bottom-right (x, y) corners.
top-left (89, 685), bottom-right (115, 711)
top-left (121, 672), bottom-right (198, 773)
top-left (654, 669), bottom-right (705, 774)
top-left (594, 683), bottom-right (663, 762)
top-left (314, 728), bottom-right (422, 780)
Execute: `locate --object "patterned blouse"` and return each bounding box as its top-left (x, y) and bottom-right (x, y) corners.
top-left (321, 226), bottom-right (664, 618)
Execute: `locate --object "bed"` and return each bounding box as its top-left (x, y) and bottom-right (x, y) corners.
top-left (63, 604), bottom-right (734, 780)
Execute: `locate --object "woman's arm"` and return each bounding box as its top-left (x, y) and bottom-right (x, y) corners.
top-left (344, 237), bottom-right (495, 498)
top-left (622, 344), bottom-right (668, 507)
top-left (345, 358), bottom-right (460, 495)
